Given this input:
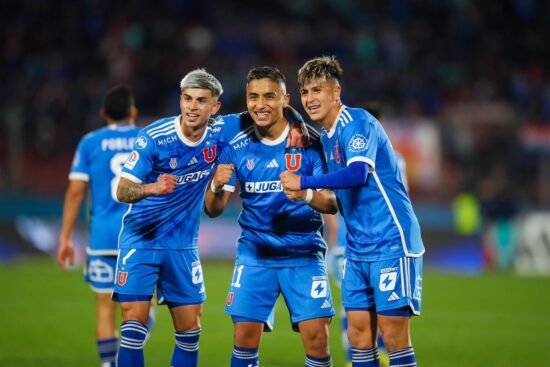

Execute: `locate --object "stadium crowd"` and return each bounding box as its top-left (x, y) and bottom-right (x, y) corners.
top-left (1, 0), bottom-right (548, 207)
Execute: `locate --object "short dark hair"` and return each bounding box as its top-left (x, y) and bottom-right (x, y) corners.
top-left (103, 85), bottom-right (134, 120)
top-left (246, 66), bottom-right (287, 92)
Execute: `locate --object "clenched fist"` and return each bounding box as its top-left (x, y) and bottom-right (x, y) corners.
top-left (280, 170), bottom-right (302, 191)
top-left (153, 174), bottom-right (177, 195)
top-left (212, 164), bottom-right (234, 190)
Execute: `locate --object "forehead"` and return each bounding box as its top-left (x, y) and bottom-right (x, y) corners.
top-left (182, 88), bottom-right (214, 98)
top-left (301, 79), bottom-right (332, 90)
top-left (247, 78), bottom-right (283, 94)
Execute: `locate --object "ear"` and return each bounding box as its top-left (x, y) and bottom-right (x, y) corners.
top-left (130, 106), bottom-right (138, 120)
top-left (211, 100), bottom-right (222, 116)
top-left (99, 107), bottom-right (107, 120)
top-left (283, 93), bottom-right (290, 108)
top-left (334, 84), bottom-right (342, 99)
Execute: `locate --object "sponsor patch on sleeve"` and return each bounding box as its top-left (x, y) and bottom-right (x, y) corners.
top-left (124, 151), bottom-right (139, 169)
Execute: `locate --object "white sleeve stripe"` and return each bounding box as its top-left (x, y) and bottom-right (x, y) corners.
top-left (147, 120), bottom-right (174, 134)
top-left (150, 129), bottom-right (176, 139)
top-left (68, 172), bottom-right (89, 181)
top-left (342, 109), bottom-right (353, 122)
top-left (120, 172), bottom-right (143, 183)
top-left (347, 156), bottom-right (375, 170)
top-left (148, 124), bottom-right (174, 136)
top-left (223, 184), bottom-right (236, 192)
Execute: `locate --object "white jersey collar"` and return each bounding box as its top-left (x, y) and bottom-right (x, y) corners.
top-left (175, 115), bottom-right (210, 147)
top-left (327, 105), bottom-right (347, 139)
top-left (253, 122), bottom-right (289, 146)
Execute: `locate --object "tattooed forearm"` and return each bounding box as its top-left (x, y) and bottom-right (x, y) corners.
top-left (117, 179), bottom-right (150, 203)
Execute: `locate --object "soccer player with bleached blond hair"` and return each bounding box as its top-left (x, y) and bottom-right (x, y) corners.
top-left (281, 56), bottom-right (424, 367)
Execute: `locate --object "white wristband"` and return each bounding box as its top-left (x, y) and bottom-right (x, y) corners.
top-left (302, 188), bottom-right (313, 204)
top-left (210, 181), bottom-right (223, 194)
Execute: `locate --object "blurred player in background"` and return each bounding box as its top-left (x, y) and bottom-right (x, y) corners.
top-left (204, 66), bottom-right (337, 367)
top-left (57, 85), bottom-right (154, 367)
top-left (324, 103), bottom-right (409, 367)
top-left (281, 56), bottom-right (424, 367)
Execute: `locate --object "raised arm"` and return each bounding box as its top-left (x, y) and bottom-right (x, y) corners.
top-left (116, 174), bottom-right (176, 203)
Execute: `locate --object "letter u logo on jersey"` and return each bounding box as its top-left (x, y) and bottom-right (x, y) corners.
top-left (203, 145), bottom-right (217, 163)
top-left (285, 153), bottom-right (302, 171)
top-left (117, 271), bottom-right (128, 286)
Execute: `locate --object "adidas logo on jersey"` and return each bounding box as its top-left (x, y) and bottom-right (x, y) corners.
top-left (266, 159), bottom-right (279, 168)
top-left (187, 156), bottom-right (198, 166)
top-left (387, 292), bottom-right (400, 301)
top-left (321, 299), bottom-right (332, 309)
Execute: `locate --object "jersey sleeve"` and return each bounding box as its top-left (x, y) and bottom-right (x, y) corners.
top-left (216, 113), bottom-right (253, 143)
top-left (218, 144), bottom-right (237, 192)
top-left (340, 112), bottom-right (378, 170)
top-left (68, 137), bottom-right (91, 182)
top-left (120, 130), bottom-right (155, 183)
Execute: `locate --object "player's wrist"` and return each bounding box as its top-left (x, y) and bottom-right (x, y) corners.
top-left (301, 189), bottom-right (313, 204)
top-left (211, 180), bottom-right (223, 194)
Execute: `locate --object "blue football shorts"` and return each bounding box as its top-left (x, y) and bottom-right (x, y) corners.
top-left (342, 256), bottom-right (422, 316)
top-left (84, 254), bottom-right (117, 293)
top-left (225, 260), bottom-right (335, 331)
top-left (112, 248), bottom-right (206, 307)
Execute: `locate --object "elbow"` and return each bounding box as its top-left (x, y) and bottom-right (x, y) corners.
top-left (116, 186), bottom-right (130, 203)
top-left (326, 204), bottom-right (339, 215)
top-left (203, 204), bottom-right (222, 218)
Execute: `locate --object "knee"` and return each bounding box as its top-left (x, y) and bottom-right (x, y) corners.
top-left (234, 325), bottom-right (262, 348)
top-left (379, 326), bottom-right (410, 351)
top-left (302, 325), bottom-right (330, 356)
top-left (347, 323), bottom-right (375, 349)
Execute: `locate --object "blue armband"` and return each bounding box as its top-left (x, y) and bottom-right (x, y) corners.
top-left (301, 161), bottom-right (369, 189)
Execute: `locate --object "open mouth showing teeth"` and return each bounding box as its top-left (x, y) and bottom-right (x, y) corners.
top-left (308, 105), bottom-right (320, 112)
top-left (256, 112), bottom-right (270, 118)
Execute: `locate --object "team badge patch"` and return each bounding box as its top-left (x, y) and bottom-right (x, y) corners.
top-left (203, 145), bottom-right (217, 163)
top-left (124, 151), bottom-right (139, 169)
top-left (334, 145), bottom-right (341, 163)
top-left (135, 136), bottom-right (147, 149)
top-left (117, 271), bottom-right (128, 286)
top-left (247, 159), bottom-right (255, 170)
top-left (348, 133), bottom-right (368, 152)
top-left (285, 153), bottom-right (302, 171)
top-left (169, 157), bottom-right (177, 169)
top-left (226, 292), bottom-right (234, 306)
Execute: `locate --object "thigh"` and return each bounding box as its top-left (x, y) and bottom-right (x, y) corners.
top-left (84, 255), bottom-right (117, 293)
top-left (279, 261), bottom-right (335, 328)
top-left (371, 256), bottom-right (423, 315)
top-left (225, 264), bottom-right (280, 324)
top-left (113, 249), bottom-right (158, 302)
top-left (157, 249), bottom-right (206, 306)
top-left (342, 258), bottom-right (375, 311)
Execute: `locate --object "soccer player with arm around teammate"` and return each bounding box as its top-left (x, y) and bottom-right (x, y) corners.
top-left (280, 56), bottom-right (424, 367)
top-left (113, 69), bottom-right (226, 367)
top-left (204, 66), bottom-right (338, 367)
top-left (57, 85), bottom-right (154, 367)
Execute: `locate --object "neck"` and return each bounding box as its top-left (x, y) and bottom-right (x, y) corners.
top-left (181, 117), bottom-right (208, 142)
top-left (257, 117), bottom-right (288, 141)
top-left (107, 118), bottom-right (134, 126)
top-left (321, 100), bottom-right (343, 131)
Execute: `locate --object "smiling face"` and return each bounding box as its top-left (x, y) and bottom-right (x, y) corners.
top-left (179, 88), bottom-right (221, 130)
top-left (246, 78), bottom-right (289, 131)
top-left (300, 79), bottom-right (341, 129)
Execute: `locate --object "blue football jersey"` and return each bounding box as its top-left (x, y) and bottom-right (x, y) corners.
top-left (320, 106), bottom-right (425, 261)
top-left (69, 124), bottom-right (137, 254)
top-left (220, 118), bottom-right (327, 267)
top-left (119, 114), bottom-right (246, 250)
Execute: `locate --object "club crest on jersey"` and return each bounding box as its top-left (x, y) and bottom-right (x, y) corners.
top-left (117, 271), bottom-right (128, 286)
top-left (226, 292), bottom-right (234, 306)
top-left (169, 157), bottom-right (178, 169)
top-left (285, 153), bottom-right (302, 171)
top-left (203, 145), bottom-right (217, 163)
top-left (348, 133), bottom-right (368, 152)
top-left (135, 136), bottom-right (147, 149)
top-left (334, 145), bottom-right (341, 163)
top-left (246, 159), bottom-right (255, 170)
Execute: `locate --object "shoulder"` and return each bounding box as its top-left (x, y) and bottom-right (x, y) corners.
top-left (142, 116), bottom-right (178, 138)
